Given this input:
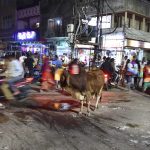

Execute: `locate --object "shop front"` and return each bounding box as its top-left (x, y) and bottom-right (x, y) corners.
top-left (75, 44), bottom-right (95, 66)
top-left (124, 39), bottom-right (150, 61)
top-left (102, 32), bottom-right (124, 65)
top-left (12, 30), bottom-right (48, 55)
top-left (101, 28), bottom-right (150, 65)
top-left (46, 37), bottom-right (71, 60)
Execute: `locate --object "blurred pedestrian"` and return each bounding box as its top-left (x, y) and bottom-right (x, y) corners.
top-left (24, 53), bottom-right (34, 77)
top-left (143, 60), bottom-right (150, 92)
top-left (41, 57), bottom-right (55, 92)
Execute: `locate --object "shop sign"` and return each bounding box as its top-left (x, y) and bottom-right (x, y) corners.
top-left (87, 15), bottom-right (111, 28)
top-left (103, 32), bottom-right (124, 48)
top-left (16, 31), bottom-right (37, 41)
top-left (125, 39), bottom-right (150, 49)
top-left (143, 42), bottom-right (150, 49)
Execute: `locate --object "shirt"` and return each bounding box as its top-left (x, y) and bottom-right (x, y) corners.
top-left (6, 59), bottom-right (24, 77)
top-left (52, 59), bottom-right (62, 68)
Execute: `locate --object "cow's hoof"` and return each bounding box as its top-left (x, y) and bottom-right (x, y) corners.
top-left (78, 111), bottom-right (82, 115)
top-left (96, 106), bottom-right (99, 109)
top-left (86, 112), bottom-right (91, 117)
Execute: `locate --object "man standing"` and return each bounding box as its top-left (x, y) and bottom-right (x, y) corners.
top-left (120, 56), bottom-right (128, 86)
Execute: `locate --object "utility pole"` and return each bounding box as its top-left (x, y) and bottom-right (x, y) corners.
top-left (94, 0), bottom-right (104, 62)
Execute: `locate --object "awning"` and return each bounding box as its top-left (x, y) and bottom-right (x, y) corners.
top-left (75, 44), bottom-right (94, 49)
top-left (102, 27), bottom-right (150, 43)
top-left (125, 28), bottom-right (150, 43)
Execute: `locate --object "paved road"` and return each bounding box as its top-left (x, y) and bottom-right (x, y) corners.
top-left (0, 88), bottom-right (150, 150)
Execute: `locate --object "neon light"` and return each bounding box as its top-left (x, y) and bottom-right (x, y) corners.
top-left (17, 31), bottom-right (36, 40)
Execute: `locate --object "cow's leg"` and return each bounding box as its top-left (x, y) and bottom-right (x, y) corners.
top-left (87, 100), bottom-right (91, 116)
top-left (86, 92), bottom-right (91, 116)
top-left (79, 100), bottom-right (84, 115)
top-left (95, 86), bottom-right (103, 109)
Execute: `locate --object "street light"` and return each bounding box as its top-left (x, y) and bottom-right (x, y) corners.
top-left (56, 19), bottom-right (61, 36)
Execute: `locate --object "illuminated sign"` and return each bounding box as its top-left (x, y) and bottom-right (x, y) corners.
top-left (88, 15), bottom-right (111, 28)
top-left (16, 31), bottom-right (36, 41)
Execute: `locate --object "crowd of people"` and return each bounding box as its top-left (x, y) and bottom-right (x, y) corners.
top-left (95, 55), bottom-right (150, 91)
top-left (121, 56), bottom-right (150, 91)
top-left (0, 52), bottom-right (71, 98)
top-left (0, 51), bottom-right (149, 104)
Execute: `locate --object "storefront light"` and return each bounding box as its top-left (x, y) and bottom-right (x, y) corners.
top-left (75, 44), bottom-right (94, 49)
top-left (144, 42), bottom-right (150, 49)
top-left (128, 40), bottom-right (140, 47)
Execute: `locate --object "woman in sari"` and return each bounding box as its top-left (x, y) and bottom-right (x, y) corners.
top-left (41, 57), bottom-right (55, 92)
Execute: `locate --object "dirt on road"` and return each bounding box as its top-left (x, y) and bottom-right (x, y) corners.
top-left (0, 89), bottom-right (150, 150)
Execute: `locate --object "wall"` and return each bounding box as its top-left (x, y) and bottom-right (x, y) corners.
top-left (0, 0), bottom-right (17, 41)
top-left (40, 0), bottom-right (74, 38)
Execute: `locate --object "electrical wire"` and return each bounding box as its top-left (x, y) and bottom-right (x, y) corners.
top-left (102, 0), bottom-right (119, 35)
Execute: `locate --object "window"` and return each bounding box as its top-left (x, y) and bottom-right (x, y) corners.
top-left (1, 15), bottom-right (13, 29)
top-left (147, 23), bottom-right (150, 32)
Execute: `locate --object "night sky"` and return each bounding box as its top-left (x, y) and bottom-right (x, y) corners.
top-left (17, 0), bottom-right (40, 9)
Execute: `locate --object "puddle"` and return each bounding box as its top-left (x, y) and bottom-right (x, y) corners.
top-left (0, 113), bottom-right (9, 123)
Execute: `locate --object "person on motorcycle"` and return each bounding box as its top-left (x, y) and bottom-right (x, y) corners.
top-left (101, 57), bottom-right (114, 79)
top-left (1, 54), bottom-right (24, 99)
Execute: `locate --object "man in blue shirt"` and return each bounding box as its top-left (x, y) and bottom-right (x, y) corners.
top-left (52, 55), bottom-right (62, 69)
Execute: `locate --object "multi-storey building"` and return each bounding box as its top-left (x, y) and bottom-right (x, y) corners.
top-left (102, 0), bottom-right (150, 63)
top-left (78, 0), bottom-right (150, 63)
top-left (17, 0), bottom-right (40, 31)
top-left (40, 0), bottom-right (74, 38)
top-left (40, 0), bottom-right (75, 56)
top-left (0, 0), bottom-right (16, 41)
top-left (0, 0), bottom-right (40, 49)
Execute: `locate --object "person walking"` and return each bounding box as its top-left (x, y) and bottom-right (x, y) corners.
top-left (24, 53), bottom-right (34, 77)
top-left (138, 57), bottom-right (146, 88)
top-left (120, 56), bottom-right (128, 86)
top-left (40, 57), bottom-right (55, 92)
top-left (125, 59), bottom-right (134, 90)
top-left (143, 60), bottom-right (150, 92)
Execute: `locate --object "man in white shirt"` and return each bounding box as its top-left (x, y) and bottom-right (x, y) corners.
top-left (3, 54), bottom-right (24, 96)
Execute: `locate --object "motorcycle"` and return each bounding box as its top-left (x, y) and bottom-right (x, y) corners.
top-left (0, 77), bottom-right (33, 101)
top-left (104, 68), bottom-right (121, 91)
top-left (104, 73), bottom-right (112, 91)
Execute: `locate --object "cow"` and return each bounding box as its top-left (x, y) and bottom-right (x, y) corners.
top-left (60, 66), bottom-right (105, 115)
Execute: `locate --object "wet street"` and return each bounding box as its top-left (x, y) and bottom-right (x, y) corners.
top-left (0, 88), bottom-right (150, 150)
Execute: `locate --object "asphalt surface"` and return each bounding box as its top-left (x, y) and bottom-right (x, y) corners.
top-left (0, 88), bottom-right (150, 150)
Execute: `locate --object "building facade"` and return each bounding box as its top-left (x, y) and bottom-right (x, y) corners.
top-left (0, 0), bottom-right (16, 41)
top-left (40, 0), bottom-right (74, 38)
top-left (85, 0), bottom-right (150, 63)
top-left (17, 5), bottom-right (40, 31)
